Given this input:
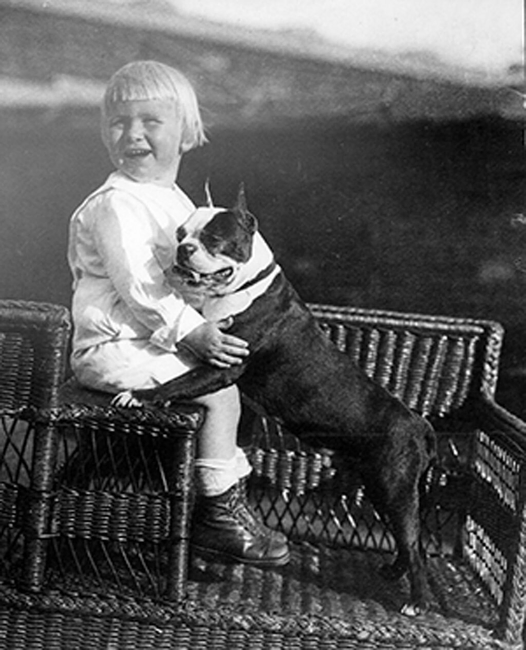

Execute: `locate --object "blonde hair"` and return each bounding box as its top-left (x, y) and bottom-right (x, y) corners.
top-left (101, 60), bottom-right (207, 152)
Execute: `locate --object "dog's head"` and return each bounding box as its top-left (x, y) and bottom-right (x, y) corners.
top-left (174, 184), bottom-right (258, 290)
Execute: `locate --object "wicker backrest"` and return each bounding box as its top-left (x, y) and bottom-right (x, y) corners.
top-left (0, 300), bottom-right (71, 411)
top-left (308, 304), bottom-right (504, 418)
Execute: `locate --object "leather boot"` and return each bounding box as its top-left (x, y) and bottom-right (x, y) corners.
top-left (191, 483), bottom-right (290, 567)
top-left (236, 479), bottom-right (288, 546)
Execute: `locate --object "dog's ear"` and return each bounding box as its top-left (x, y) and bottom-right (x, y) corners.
top-left (204, 179), bottom-right (214, 207)
top-left (234, 183), bottom-right (258, 234)
top-left (234, 183), bottom-right (248, 213)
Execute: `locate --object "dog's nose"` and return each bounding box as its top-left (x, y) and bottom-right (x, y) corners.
top-left (177, 242), bottom-right (197, 262)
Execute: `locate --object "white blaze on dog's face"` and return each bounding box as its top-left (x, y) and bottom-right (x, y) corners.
top-left (174, 204), bottom-right (257, 289)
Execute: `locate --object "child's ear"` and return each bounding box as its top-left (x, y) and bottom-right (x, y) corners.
top-left (179, 141), bottom-right (192, 154)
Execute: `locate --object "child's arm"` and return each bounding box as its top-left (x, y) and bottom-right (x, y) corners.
top-left (92, 193), bottom-right (248, 364)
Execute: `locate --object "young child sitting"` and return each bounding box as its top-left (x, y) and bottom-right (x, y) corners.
top-left (67, 60), bottom-right (289, 567)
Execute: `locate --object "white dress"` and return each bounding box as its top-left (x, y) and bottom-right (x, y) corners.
top-left (68, 171), bottom-right (206, 392)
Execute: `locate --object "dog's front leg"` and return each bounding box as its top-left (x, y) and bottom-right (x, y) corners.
top-left (114, 364), bottom-right (246, 408)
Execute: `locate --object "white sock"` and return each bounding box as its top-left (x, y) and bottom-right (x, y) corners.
top-left (195, 455), bottom-right (239, 497)
top-left (235, 446), bottom-right (253, 481)
top-left (194, 447), bottom-right (253, 497)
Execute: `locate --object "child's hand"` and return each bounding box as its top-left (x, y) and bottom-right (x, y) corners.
top-left (181, 318), bottom-right (249, 368)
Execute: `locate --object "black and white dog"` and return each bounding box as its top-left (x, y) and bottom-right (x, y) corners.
top-left (116, 187), bottom-right (436, 615)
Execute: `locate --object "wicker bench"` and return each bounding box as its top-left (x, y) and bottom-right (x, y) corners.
top-left (0, 299), bottom-right (525, 649)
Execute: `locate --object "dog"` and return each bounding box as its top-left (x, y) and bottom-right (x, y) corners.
top-left (115, 186), bottom-right (436, 615)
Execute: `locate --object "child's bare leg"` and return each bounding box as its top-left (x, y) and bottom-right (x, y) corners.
top-left (194, 385), bottom-right (240, 461)
top-left (191, 385), bottom-right (290, 567)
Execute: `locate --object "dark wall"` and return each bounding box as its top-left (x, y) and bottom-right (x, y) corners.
top-left (188, 117), bottom-right (526, 328)
top-left (1, 106), bottom-right (525, 406)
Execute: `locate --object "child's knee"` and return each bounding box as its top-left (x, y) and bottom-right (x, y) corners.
top-left (196, 385), bottom-right (241, 414)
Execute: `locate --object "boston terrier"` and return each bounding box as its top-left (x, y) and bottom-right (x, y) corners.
top-left (115, 186), bottom-right (436, 615)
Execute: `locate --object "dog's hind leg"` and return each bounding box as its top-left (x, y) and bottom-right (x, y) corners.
top-left (359, 451), bottom-right (430, 615)
top-left (381, 492), bottom-right (428, 616)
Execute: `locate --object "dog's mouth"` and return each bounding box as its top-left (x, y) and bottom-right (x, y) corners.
top-left (173, 264), bottom-right (235, 287)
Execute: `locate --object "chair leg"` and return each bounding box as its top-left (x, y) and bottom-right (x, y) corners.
top-left (164, 433), bottom-right (196, 601)
top-left (21, 420), bottom-right (59, 592)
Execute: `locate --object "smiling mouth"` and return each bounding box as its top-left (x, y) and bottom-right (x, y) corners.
top-left (124, 149), bottom-right (151, 159)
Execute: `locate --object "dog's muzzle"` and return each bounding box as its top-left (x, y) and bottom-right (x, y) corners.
top-left (173, 264), bottom-right (235, 287)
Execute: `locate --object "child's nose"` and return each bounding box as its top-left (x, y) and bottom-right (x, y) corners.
top-left (126, 120), bottom-right (145, 141)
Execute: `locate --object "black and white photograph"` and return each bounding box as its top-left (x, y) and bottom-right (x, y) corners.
top-left (0, 1), bottom-right (524, 648)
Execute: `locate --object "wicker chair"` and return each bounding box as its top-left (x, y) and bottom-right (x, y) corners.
top-left (1, 300), bottom-right (526, 649)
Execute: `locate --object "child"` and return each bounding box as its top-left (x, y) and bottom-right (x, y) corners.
top-left (67, 60), bottom-right (289, 567)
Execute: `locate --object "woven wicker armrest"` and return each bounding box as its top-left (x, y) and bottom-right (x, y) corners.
top-left (34, 401), bottom-right (204, 437)
top-left (442, 393), bottom-right (526, 645)
top-left (0, 300), bottom-right (70, 411)
top-left (468, 392), bottom-right (526, 446)
top-left (30, 375), bottom-right (204, 435)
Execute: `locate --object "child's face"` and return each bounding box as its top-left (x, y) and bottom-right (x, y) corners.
top-left (102, 98), bottom-right (184, 187)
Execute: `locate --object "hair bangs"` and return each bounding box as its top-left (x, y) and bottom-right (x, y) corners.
top-left (103, 63), bottom-right (178, 112)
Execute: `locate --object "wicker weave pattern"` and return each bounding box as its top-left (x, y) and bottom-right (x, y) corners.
top-left (0, 301), bottom-right (70, 411)
top-left (34, 381), bottom-right (204, 602)
top-left (0, 301), bottom-right (70, 592)
top-left (0, 544), bottom-right (507, 649)
top-left (310, 304), bottom-right (503, 416)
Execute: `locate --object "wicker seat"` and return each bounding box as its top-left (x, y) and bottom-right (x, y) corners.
top-left (1, 299), bottom-right (526, 649)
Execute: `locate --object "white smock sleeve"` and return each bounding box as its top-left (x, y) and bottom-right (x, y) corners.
top-left (92, 191), bottom-right (205, 352)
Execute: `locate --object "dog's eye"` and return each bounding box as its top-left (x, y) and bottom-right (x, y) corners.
top-left (176, 227), bottom-right (186, 242)
top-left (202, 232), bottom-right (223, 250)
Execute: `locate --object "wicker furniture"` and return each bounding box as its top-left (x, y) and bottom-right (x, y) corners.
top-left (0, 299), bottom-right (203, 600)
top-left (0, 299), bottom-right (526, 649)
top-left (0, 300), bottom-right (70, 591)
top-left (41, 379), bottom-right (203, 603)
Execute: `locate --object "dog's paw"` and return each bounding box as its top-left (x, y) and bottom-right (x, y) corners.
top-left (401, 602), bottom-right (421, 617)
top-left (111, 390), bottom-right (143, 409)
top-left (401, 597), bottom-right (430, 617)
